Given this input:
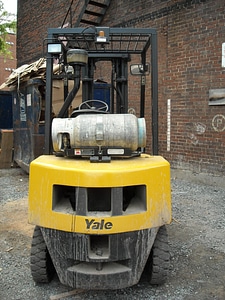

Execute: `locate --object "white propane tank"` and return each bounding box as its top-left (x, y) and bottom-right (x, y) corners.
top-left (52, 114), bottom-right (146, 152)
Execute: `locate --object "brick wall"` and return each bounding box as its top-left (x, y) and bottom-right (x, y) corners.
top-left (0, 33), bottom-right (17, 88)
top-left (17, 0), bottom-right (225, 175)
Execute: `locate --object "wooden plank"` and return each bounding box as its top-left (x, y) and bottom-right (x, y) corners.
top-left (0, 129), bottom-right (13, 169)
top-left (49, 289), bottom-right (84, 300)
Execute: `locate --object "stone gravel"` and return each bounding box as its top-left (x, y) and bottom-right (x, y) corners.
top-left (0, 167), bottom-right (225, 300)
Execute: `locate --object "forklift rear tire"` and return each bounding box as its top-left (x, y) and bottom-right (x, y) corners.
top-left (30, 226), bottom-right (56, 283)
top-left (147, 225), bottom-right (170, 285)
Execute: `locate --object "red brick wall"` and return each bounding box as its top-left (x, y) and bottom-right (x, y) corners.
top-left (0, 33), bottom-right (17, 89)
top-left (163, 0), bottom-right (225, 175)
top-left (17, 0), bottom-right (225, 175)
top-left (17, 0), bottom-right (85, 64)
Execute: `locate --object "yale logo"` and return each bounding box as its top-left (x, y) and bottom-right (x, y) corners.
top-left (85, 219), bottom-right (113, 230)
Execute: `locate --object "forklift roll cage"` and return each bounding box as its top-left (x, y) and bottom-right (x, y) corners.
top-left (44, 27), bottom-right (158, 156)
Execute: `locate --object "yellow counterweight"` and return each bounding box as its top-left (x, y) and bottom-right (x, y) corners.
top-left (28, 154), bottom-right (171, 234)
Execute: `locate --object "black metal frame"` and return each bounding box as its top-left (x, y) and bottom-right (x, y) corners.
top-left (44, 27), bottom-right (158, 155)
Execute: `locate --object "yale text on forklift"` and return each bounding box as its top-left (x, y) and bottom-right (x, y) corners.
top-left (85, 219), bottom-right (113, 230)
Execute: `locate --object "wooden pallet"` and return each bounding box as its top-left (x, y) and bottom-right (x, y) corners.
top-left (0, 129), bottom-right (13, 169)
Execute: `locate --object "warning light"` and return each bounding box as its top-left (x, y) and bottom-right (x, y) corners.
top-left (96, 30), bottom-right (108, 43)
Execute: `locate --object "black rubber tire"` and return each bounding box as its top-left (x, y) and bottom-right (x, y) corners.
top-left (30, 226), bottom-right (56, 283)
top-left (147, 225), bottom-right (170, 285)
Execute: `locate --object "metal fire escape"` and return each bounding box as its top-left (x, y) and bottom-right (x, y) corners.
top-left (63, 0), bottom-right (111, 28)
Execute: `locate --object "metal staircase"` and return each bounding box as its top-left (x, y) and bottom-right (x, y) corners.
top-left (61, 0), bottom-right (111, 28)
top-left (75, 0), bottom-right (111, 27)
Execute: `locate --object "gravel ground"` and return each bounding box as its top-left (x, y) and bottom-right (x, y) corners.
top-left (0, 167), bottom-right (225, 300)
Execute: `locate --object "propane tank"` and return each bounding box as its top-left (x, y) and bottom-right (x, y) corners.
top-left (52, 114), bottom-right (146, 153)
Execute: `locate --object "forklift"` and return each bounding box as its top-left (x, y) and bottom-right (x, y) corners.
top-left (28, 27), bottom-right (171, 289)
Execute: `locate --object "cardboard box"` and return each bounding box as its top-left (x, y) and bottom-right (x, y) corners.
top-left (52, 80), bottom-right (82, 115)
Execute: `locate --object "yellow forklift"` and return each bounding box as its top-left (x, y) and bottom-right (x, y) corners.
top-left (28, 27), bottom-right (171, 289)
